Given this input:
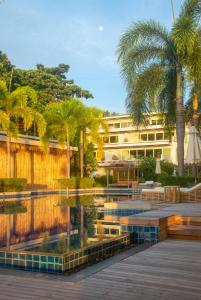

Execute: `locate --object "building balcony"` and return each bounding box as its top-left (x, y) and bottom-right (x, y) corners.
top-left (94, 140), bottom-right (171, 149)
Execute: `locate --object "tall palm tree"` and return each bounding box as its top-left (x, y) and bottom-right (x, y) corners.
top-left (44, 99), bottom-right (83, 178)
top-left (0, 80), bottom-right (46, 178)
top-left (174, 1), bottom-right (201, 128)
top-left (117, 0), bottom-right (201, 176)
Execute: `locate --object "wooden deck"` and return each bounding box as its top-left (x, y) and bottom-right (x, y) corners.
top-left (0, 239), bottom-right (201, 299)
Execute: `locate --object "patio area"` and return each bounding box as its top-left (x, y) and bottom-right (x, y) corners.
top-left (0, 239), bottom-right (200, 299)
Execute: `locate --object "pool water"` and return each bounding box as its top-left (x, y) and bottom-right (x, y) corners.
top-left (0, 194), bottom-right (151, 273)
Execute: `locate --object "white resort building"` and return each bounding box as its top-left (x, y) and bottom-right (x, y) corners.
top-left (96, 113), bottom-right (178, 162)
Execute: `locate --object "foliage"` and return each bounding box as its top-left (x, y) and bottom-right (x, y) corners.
top-left (103, 110), bottom-right (120, 117)
top-left (160, 161), bottom-right (175, 175)
top-left (0, 80), bottom-right (46, 137)
top-left (44, 99), bottom-right (84, 145)
top-left (58, 195), bottom-right (95, 207)
top-left (57, 177), bottom-right (95, 189)
top-left (0, 201), bottom-right (27, 214)
top-left (158, 173), bottom-right (195, 187)
top-left (0, 178), bottom-right (27, 192)
top-left (117, 0), bottom-right (201, 175)
top-left (139, 157), bottom-right (157, 181)
top-left (0, 51), bottom-right (93, 113)
top-left (84, 143), bottom-right (97, 176)
top-left (94, 175), bottom-right (116, 187)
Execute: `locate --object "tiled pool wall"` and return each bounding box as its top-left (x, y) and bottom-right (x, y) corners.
top-left (0, 233), bottom-right (134, 274)
top-left (122, 225), bottom-right (159, 245)
top-left (105, 209), bottom-right (148, 216)
top-left (0, 251), bottom-right (64, 273)
top-left (63, 233), bottom-right (134, 272)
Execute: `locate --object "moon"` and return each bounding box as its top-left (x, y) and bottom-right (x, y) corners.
top-left (98, 26), bottom-right (103, 32)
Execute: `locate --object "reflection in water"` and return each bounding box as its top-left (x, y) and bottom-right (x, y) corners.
top-left (0, 195), bottom-right (144, 254)
top-left (0, 201), bottom-right (27, 250)
top-left (0, 196), bottom-right (99, 253)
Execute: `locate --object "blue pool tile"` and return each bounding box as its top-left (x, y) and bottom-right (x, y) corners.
top-left (40, 263), bottom-right (47, 271)
top-left (48, 256), bottom-right (54, 263)
top-left (144, 227), bottom-right (150, 232)
top-left (33, 255), bottom-right (39, 262)
top-left (41, 256), bottom-right (47, 262)
top-left (26, 254), bottom-right (33, 261)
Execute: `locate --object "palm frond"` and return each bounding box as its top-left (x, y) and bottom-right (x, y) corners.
top-left (158, 67), bottom-right (177, 126)
top-left (118, 20), bottom-right (174, 62)
top-left (179, 0), bottom-right (201, 22)
top-left (126, 64), bottom-right (165, 125)
top-left (173, 15), bottom-right (197, 57)
top-left (0, 110), bottom-right (9, 130)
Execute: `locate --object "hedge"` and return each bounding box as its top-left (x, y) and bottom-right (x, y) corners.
top-left (158, 173), bottom-right (195, 187)
top-left (57, 177), bottom-right (95, 189)
top-left (0, 178), bottom-right (27, 192)
top-left (94, 175), bottom-right (116, 187)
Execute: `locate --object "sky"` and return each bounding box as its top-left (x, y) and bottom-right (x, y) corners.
top-left (0, 0), bottom-right (184, 113)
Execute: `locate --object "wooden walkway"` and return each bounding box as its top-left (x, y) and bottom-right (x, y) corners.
top-left (0, 239), bottom-right (201, 299)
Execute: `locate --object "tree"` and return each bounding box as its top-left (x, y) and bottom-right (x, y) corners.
top-left (173, 0), bottom-right (201, 128)
top-left (0, 51), bottom-right (93, 112)
top-left (117, 0), bottom-right (201, 175)
top-left (44, 99), bottom-right (84, 178)
top-left (0, 80), bottom-right (46, 177)
top-left (76, 106), bottom-right (106, 177)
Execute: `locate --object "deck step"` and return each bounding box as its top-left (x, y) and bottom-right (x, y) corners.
top-left (168, 225), bottom-right (201, 240)
top-left (174, 216), bottom-right (201, 226)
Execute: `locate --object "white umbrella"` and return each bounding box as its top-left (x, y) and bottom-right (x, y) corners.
top-left (155, 158), bottom-right (161, 174)
top-left (185, 126), bottom-right (201, 164)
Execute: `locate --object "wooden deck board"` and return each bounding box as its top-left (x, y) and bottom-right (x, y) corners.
top-left (0, 239), bottom-right (201, 300)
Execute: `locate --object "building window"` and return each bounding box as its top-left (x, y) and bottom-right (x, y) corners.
top-left (141, 134), bottom-right (147, 141)
top-left (156, 133), bottom-right (163, 140)
top-left (130, 150), bottom-right (137, 159)
top-left (157, 119), bottom-right (163, 125)
top-left (103, 136), bottom-right (109, 143)
top-left (148, 133), bottom-right (155, 141)
top-left (108, 123), bottom-right (120, 128)
top-left (121, 122), bottom-right (128, 128)
top-left (151, 119), bottom-right (163, 125)
top-left (137, 150), bottom-right (145, 157)
top-left (154, 149), bottom-right (162, 158)
top-left (146, 149), bottom-right (153, 157)
top-left (104, 228), bottom-right (110, 234)
top-left (151, 120), bottom-right (157, 125)
top-left (164, 132), bottom-right (170, 140)
top-left (122, 150), bottom-right (129, 160)
top-left (111, 229), bottom-right (119, 235)
top-left (110, 136), bottom-right (118, 143)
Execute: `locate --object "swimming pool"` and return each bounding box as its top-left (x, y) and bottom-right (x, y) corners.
top-left (0, 194), bottom-right (151, 273)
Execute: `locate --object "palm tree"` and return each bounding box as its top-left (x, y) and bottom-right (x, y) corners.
top-left (44, 99), bottom-right (83, 178)
top-left (117, 0), bottom-right (201, 176)
top-left (0, 80), bottom-right (46, 178)
top-left (173, 0), bottom-right (201, 128)
top-left (77, 106), bottom-right (106, 177)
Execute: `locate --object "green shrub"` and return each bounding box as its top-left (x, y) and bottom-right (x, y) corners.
top-left (161, 161), bottom-right (174, 175)
top-left (158, 173), bottom-right (195, 187)
top-left (94, 175), bottom-right (116, 187)
top-left (140, 157), bottom-right (157, 181)
top-left (0, 178), bottom-right (27, 192)
top-left (57, 177), bottom-right (95, 189)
